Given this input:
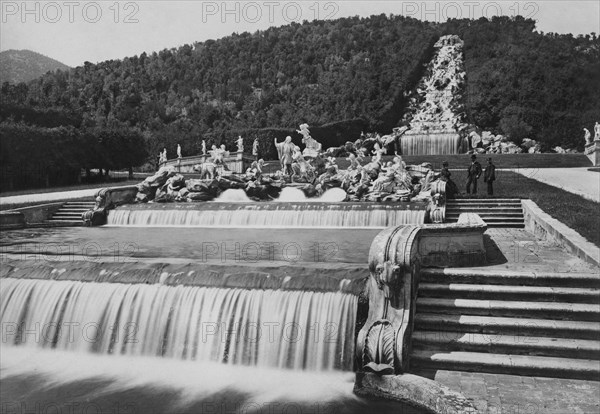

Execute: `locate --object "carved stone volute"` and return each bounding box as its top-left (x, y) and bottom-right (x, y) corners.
top-left (357, 225), bottom-right (421, 375)
top-left (357, 215), bottom-right (487, 376)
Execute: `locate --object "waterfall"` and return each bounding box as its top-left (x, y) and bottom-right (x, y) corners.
top-left (107, 203), bottom-right (427, 227)
top-left (401, 133), bottom-right (463, 155)
top-left (1, 278), bottom-right (357, 371)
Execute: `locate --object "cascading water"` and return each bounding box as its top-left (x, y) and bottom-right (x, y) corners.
top-left (107, 203), bottom-right (427, 227)
top-left (1, 277), bottom-right (357, 371)
top-left (400, 133), bottom-right (463, 155)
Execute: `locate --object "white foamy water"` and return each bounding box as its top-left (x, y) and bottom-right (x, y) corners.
top-left (107, 204), bottom-right (426, 227)
top-left (0, 346), bottom-right (356, 406)
top-left (1, 278), bottom-right (357, 371)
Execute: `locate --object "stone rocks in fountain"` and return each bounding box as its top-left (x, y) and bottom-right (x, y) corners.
top-left (554, 146), bottom-right (567, 154)
top-left (136, 166), bottom-right (177, 202)
top-left (469, 131), bottom-right (482, 148)
top-left (154, 174), bottom-right (186, 202)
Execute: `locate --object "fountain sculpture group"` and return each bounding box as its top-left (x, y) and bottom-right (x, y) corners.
top-left (82, 123), bottom-right (454, 227)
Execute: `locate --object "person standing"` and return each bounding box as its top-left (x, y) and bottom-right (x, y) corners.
top-left (466, 154), bottom-right (482, 195)
top-left (484, 157), bottom-right (496, 196)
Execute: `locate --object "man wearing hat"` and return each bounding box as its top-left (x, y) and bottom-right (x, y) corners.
top-left (466, 154), bottom-right (482, 194)
top-left (484, 157), bottom-right (496, 195)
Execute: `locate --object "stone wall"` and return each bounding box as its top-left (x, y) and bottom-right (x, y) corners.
top-left (584, 140), bottom-right (600, 166)
top-left (522, 199), bottom-right (600, 268)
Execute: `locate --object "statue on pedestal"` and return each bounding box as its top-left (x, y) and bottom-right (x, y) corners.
top-left (252, 138), bottom-right (259, 159)
top-left (584, 128), bottom-right (592, 146)
top-left (595, 122), bottom-right (600, 141)
top-left (274, 136), bottom-right (295, 176)
top-left (202, 140), bottom-right (206, 155)
top-left (236, 136), bottom-right (244, 153)
top-left (177, 144), bottom-right (182, 158)
top-left (162, 148), bottom-right (167, 162)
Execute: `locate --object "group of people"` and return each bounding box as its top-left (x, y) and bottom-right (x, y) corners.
top-left (445, 154), bottom-right (496, 196)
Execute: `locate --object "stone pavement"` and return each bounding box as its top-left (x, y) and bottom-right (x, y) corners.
top-left (429, 370), bottom-right (600, 414)
top-left (515, 168), bottom-right (600, 203)
top-left (0, 188), bottom-right (98, 207)
top-left (418, 227), bottom-right (600, 413)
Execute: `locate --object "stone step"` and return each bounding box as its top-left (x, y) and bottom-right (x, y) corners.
top-left (445, 211), bottom-right (524, 217)
top-left (420, 268), bottom-right (600, 288)
top-left (58, 208), bottom-right (91, 213)
top-left (416, 298), bottom-right (600, 321)
top-left (414, 313), bottom-right (600, 340)
top-left (444, 220), bottom-right (524, 228)
top-left (482, 222), bottom-right (525, 228)
top-left (52, 214), bottom-right (84, 220)
top-left (410, 350), bottom-right (600, 380)
top-left (446, 204), bottom-right (523, 209)
top-left (62, 203), bottom-right (94, 206)
top-left (450, 199), bottom-right (521, 202)
top-left (45, 219), bottom-right (84, 226)
top-left (447, 202), bottom-right (521, 205)
top-left (473, 217), bottom-right (524, 223)
top-left (445, 206), bottom-right (523, 212)
top-left (418, 283), bottom-right (600, 303)
top-left (412, 331), bottom-right (600, 360)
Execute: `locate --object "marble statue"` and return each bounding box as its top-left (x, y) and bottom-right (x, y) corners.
top-left (202, 140), bottom-right (206, 155)
top-left (297, 123), bottom-right (322, 157)
top-left (237, 136), bottom-right (244, 153)
top-left (208, 145), bottom-right (219, 164)
top-left (291, 146), bottom-right (314, 182)
top-left (162, 148), bottom-right (167, 162)
top-left (372, 143), bottom-right (385, 164)
top-left (177, 144), bottom-right (182, 158)
top-left (274, 136), bottom-right (295, 175)
top-left (252, 138), bottom-right (259, 158)
top-left (584, 128), bottom-right (592, 145)
top-left (595, 122), bottom-right (600, 141)
top-left (346, 153), bottom-right (361, 170)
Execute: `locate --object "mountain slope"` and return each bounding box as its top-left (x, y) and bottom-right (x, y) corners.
top-left (0, 49), bottom-right (71, 84)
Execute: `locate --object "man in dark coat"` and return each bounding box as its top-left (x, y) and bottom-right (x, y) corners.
top-left (466, 154), bottom-right (482, 195)
top-left (484, 157), bottom-right (496, 195)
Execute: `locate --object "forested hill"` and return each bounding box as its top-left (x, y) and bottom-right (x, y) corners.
top-left (444, 18), bottom-right (599, 149)
top-left (1, 15), bottom-right (599, 157)
top-left (0, 50), bottom-right (70, 84)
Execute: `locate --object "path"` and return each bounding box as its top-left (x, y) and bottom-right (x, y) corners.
top-left (515, 168), bottom-right (600, 203)
top-left (0, 188), bottom-right (98, 208)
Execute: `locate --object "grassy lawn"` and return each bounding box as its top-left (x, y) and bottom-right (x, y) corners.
top-left (450, 169), bottom-right (600, 247)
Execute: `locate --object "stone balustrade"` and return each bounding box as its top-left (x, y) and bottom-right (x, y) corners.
top-left (160, 152), bottom-right (256, 174)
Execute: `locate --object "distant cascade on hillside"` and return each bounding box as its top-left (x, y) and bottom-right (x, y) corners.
top-left (400, 35), bottom-right (468, 155)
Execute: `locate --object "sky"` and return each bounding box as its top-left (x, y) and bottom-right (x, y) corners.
top-left (1, 0), bottom-right (599, 67)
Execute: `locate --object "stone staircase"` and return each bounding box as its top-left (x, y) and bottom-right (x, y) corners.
top-left (47, 200), bottom-right (95, 225)
top-left (445, 199), bottom-right (524, 228)
top-left (410, 268), bottom-right (600, 380)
